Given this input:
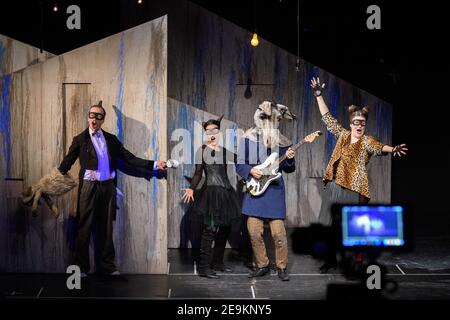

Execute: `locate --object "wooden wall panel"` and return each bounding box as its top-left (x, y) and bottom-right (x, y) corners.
top-left (0, 17), bottom-right (168, 273)
top-left (0, 35), bottom-right (53, 77)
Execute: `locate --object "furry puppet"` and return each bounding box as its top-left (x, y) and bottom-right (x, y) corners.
top-left (22, 167), bottom-right (77, 218)
top-left (242, 101), bottom-right (296, 148)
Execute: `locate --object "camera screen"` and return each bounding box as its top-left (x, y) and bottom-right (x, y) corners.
top-left (341, 205), bottom-right (405, 247)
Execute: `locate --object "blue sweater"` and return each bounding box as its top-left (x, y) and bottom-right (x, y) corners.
top-left (235, 137), bottom-right (295, 219)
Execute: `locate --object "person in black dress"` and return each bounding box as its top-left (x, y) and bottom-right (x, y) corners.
top-left (181, 116), bottom-right (241, 279)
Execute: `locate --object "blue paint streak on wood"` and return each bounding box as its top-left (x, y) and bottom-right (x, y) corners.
top-left (175, 102), bottom-right (195, 166)
top-left (227, 68), bottom-right (236, 121)
top-left (115, 33), bottom-right (125, 248)
top-left (273, 49), bottom-right (287, 103)
top-left (116, 33), bottom-right (125, 143)
top-left (303, 64), bottom-right (319, 125)
top-left (376, 102), bottom-right (391, 144)
top-left (240, 42), bottom-right (252, 82)
top-left (173, 102), bottom-right (197, 247)
top-left (150, 110), bottom-right (160, 213)
top-left (193, 17), bottom-right (210, 110)
top-left (225, 122), bottom-right (238, 154)
top-left (0, 74), bottom-right (12, 176)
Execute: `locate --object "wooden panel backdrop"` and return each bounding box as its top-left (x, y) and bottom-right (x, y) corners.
top-left (1, 0), bottom-right (392, 266)
top-left (0, 17), bottom-right (168, 273)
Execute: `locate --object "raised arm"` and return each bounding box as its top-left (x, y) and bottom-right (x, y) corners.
top-left (311, 77), bottom-right (348, 139)
top-left (311, 77), bottom-right (330, 116)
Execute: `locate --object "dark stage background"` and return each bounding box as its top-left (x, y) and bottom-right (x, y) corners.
top-left (1, 0), bottom-right (449, 236)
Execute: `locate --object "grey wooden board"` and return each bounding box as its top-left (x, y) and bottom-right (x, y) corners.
top-left (0, 17), bottom-right (168, 274)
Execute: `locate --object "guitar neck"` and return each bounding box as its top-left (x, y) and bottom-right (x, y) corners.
top-left (277, 139), bottom-right (306, 163)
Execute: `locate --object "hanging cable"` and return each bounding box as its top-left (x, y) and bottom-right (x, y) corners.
top-left (251, 0), bottom-right (259, 46)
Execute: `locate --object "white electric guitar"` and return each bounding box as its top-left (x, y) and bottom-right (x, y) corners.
top-left (245, 131), bottom-right (322, 196)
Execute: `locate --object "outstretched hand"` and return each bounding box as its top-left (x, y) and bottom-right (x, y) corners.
top-left (310, 77), bottom-right (325, 97)
top-left (155, 160), bottom-right (167, 170)
top-left (181, 188), bottom-right (194, 204)
top-left (393, 144), bottom-right (408, 157)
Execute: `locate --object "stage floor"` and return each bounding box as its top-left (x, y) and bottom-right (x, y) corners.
top-left (1, 236), bottom-right (450, 300)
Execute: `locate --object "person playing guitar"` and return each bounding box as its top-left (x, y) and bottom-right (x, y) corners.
top-left (235, 101), bottom-right (296, 281)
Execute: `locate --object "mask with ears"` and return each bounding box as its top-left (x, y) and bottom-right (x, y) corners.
top-left (245, 101), bottom-right (296, 148)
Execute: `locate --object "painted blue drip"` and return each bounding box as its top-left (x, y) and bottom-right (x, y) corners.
top-left (116, 33), bottom-right (125, 143)
top-left (145, 73), bottom-right (155, 113)
top-left (240, 42), bottom-right (252, 81)
top-left (150, 102), bottom-right (159, 215)
top-left (377, 103), bottom-right (390, 143)
top-left (273, 49), bottom-right (286, 103)
top-left (145, 68), bottom-right (159, 209)
top-left (0, 74), bottom-right (12, 176)
top-left (177, 102), bottom-right (195, 164)
top-left (115, 33), bottom-right (125, 252)
top-left (175, 102), bottom-right (196, 185)
top-left (227, 122), bottom-right (238, 154)
top-left (192, 18), bottom-right (210, 110)
top-left (227, 69), bottom-right (236, 121)
top-left (303, 65), bottom-right (319, 125)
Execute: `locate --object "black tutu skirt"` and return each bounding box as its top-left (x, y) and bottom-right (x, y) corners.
top-left (191, 186), bottom-right (241, 227)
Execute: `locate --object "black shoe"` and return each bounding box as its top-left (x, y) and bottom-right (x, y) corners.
top-left (211, 264), bottom-right (233, 273)
top-left (277, 268), bottom-right (290, 281)
top-left (319, 262), bottom-right (337, 274)
top-left (248, 267), bottom-right (269, 278)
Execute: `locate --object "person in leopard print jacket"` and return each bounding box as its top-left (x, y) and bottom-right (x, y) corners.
top-left (310, 77), bottom-right (408, 273)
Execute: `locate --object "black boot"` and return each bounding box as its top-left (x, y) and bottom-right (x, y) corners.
top-left (198, 225), bottom-right (216, 277)
top-left (319, 261), bottom-right (337, 274)
top-left (277, 268), bottom-right (290, 281)
top-left (248, 266), bottom-right (269, 278)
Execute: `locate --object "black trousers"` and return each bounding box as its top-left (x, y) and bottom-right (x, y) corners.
top-left (75, 179), bottom-right (116, 274)
top-left (198, 224), bottom-right (231, 273)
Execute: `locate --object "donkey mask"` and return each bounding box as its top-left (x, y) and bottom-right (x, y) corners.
top-left (243, 101), bottom-right (296, 148)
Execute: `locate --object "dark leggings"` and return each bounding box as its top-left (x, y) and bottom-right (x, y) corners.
top-left (198, 224), bottom-right (231, 273)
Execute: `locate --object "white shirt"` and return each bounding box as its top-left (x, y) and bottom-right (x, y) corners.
top-left (83, 128), bottom-right (116, 181)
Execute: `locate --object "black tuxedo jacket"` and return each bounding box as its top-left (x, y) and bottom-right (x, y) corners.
top-left (58, 128), bottom-right (155, 216)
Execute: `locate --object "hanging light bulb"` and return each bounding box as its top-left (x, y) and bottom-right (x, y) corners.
top-left (53, 3), bottom-right (58, 12)
top-left (138, 0), bottom-right (143, 4)
top-left (250, 33), bottom-right (259, 47)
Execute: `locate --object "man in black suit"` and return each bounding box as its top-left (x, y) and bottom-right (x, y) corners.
top-left (58, 101), bottom-right (166, 277)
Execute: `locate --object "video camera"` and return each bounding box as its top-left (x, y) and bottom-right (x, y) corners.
top-left (291, 204), bottom-right (414, 299)
top-left (331, 204), bottom-right (414, 254)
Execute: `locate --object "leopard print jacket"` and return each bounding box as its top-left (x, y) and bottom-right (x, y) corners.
top-left (322, 112), bottom-right (386, 199)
